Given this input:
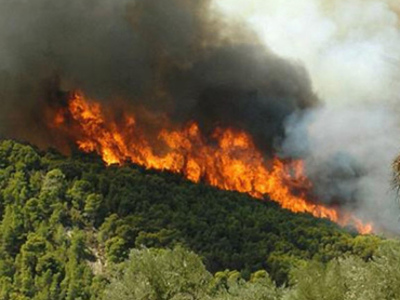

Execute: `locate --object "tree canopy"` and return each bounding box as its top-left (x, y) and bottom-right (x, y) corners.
top-left (0, 140), bottom-right (390, 299)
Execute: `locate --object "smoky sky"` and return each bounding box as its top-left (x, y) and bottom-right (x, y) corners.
top-left (213, 0), bottom-right (400, 232)
top-left (2, 0), bottom-right (399, 232)
top-left (0, 0), bottom-right (317, 153)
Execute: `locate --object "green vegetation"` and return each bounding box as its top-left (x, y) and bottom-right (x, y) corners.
top-left (0, 140), bottom-right (391, 299)
top-left (104, 243), bottom-right (400, 300)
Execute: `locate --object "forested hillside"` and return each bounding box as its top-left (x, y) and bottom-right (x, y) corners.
top-left (0, 140), bottom-right (383, 299)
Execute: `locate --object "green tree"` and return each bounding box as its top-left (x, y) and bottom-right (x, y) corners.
top-left (103, 247), bottom-right (212, 300)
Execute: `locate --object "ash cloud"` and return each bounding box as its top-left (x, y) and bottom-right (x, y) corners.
top-left (217, 0), bottom-right (400, 232)
top-left (0, 0), bottom-right (317, 154)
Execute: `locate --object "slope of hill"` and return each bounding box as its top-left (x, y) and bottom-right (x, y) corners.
top-left (0, 140), bottom-right (381, 299)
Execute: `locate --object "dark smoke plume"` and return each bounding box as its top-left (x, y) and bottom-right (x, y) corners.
top-left (0, 0), bottom-right (317, 154)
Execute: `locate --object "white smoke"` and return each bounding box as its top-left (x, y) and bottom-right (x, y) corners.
top-left (214, 0), bottom-right (400, 232)
top-left (214, 0), bottom-right (400, 105)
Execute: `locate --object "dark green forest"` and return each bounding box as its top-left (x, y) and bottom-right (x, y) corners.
top-left (0, 140), bottom-right (394, 300)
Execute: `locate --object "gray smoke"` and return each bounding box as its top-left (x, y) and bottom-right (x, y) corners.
top-left (0, 0), bottom-right (317, 154)
top-left (217, 0), bottom-right (400, 232)
top-left (3, 0), bottom-right (398, 232)
top-left (282, 105), bottom-right (400, 232)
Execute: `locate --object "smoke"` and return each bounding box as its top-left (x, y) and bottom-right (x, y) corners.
top-left (0, 0), bottom-right (316, 154)
top-left (2, 0), bottom-right (400, 232)
top-left (215, 0), bottom-right (400, 231)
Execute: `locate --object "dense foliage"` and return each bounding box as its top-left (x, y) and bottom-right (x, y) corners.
top-left (0, 140), bottom-right (384, 299)
top-left (105, 243), bottom-right (400, 300)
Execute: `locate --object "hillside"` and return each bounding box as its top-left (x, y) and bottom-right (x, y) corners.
top-left (0, 140), bottom-right (381, 299)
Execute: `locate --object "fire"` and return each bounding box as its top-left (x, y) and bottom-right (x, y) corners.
top-left (53, 91), bottom-right (373, 234)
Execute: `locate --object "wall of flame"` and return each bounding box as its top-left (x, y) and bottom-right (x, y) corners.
top-left (51, 91), bottom-right (373, 234)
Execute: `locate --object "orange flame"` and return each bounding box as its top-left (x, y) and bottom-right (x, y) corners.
top-left (54, 91), bottom-right (373, 234)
